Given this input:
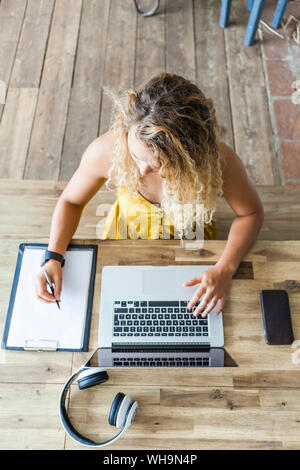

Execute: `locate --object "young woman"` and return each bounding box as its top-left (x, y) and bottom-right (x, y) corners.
top-left (34, 73), bottom-right (264, 318)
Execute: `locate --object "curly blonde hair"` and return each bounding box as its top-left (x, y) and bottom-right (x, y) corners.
top-left (104, 72), bottom-right (224, 239)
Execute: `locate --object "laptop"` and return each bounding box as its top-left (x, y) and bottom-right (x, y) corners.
top-left (98, 266), bottom-right (237, 368)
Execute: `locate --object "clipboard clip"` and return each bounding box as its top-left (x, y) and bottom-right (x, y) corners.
top-left (24, 339), bottom-right (58, 351)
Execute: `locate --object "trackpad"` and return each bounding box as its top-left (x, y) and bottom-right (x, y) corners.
top-left (143, 270), bottom-right (176, 295)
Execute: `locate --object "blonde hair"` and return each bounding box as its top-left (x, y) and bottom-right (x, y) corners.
top-left (104, 72), bottom-right (224, 239)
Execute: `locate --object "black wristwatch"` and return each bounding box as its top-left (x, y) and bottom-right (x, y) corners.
top-left (40, 249), bottom-right (65, 267)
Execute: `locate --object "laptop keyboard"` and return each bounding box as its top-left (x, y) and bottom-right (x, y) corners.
top-left (113, 300), bottom-right (209, 338)
top-left (112, 356), bottom-right (210, 367)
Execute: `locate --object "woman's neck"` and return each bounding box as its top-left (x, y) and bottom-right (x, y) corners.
top-left (138, 172), bottom-right (163, 205)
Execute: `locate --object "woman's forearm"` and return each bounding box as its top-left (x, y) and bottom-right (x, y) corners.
top-left (47, 198), bottom-right (84, 256)
top-left (216, 209), bottom-right (264, 276)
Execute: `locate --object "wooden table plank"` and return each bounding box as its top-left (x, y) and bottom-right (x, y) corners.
top-left (2, 180), bottom-right (300, 241)
top-left (0, 383), bottom-right (65, 450)
top-left (233, 371), bottom-right (300, 389)
top-left (65, 384), bottom-right (300, 450)
top-left (1, 238), bottom-right (300, 449)
top-left (192, 408), bottom-right (300, 442)
top-left (253, 260), bottom-right (300, 279)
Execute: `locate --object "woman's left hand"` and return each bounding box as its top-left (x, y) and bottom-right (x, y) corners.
top-left (183, 264), bottom-right (233, 318)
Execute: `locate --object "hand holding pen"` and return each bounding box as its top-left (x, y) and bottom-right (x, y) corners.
top-left (43, 268), bottom-right (61, 310)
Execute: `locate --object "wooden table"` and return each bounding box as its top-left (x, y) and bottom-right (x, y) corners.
top-left (0, 238), bottom-right (300, 450)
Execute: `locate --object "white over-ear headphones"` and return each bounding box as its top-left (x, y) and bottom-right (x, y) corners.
top-left (59, 359), bottom-right (138, 447)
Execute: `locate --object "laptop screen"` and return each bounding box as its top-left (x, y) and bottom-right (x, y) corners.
top-left (87, 346), bottom-right (238, 368)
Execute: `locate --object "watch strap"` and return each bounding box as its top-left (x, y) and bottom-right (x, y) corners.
top-left (41, 249), bottom-right (65, 267)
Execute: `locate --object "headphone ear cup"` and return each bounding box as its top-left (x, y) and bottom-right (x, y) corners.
top-left (115, 395), bottom-right (133, 429)
top-left (108, 392), bottom-right (125, 426)
top-left (77, 369), bottom-right (109, 390)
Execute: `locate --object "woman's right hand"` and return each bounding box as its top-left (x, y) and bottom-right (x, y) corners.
top-left (34, 259), bottom-right (62, 304)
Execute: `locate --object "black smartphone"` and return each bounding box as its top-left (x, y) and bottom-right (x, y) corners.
top-left (260, 290), bottom-right (294, 345)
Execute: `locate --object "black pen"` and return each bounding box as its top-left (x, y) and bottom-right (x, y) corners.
top-left (44, 268), bottom-right (61, 310)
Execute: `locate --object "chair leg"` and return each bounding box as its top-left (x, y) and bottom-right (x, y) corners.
top-left (247, 0), bottom-right (254, 11)
top-left (132, 0), bottom-right (160, 17)
top-left (220, 0), bottom-right (232, 28)
top-left (244, 0), bottom-right (265, 46)
top-left (271, 0), bottom-right (289, 29)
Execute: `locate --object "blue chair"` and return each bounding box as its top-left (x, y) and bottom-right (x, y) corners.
top-left (272, 0), bottom-right (289, 28)
top-left (220, 0), bottom-right (290, 46)
top-left (131, 1), bottom-right (290, 45)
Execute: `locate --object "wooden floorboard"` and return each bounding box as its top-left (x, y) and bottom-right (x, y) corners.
top-left (135, 0), bottom-right (166, 87)
top-left (0, 1), bottom-right (54, 178)
top-left (99, 0), bottom-right (136, 135)
top-left (0, 88), bottom-right (38, 178)
top-left (60, 0), bottom-right (110, 180)
top-left (0, 0), bottom-right (284, 185)
top-left (166, 0), bottom-right (196, 80)
top-left (194, 0), bottom-right (234, 149)
top-left (10, 0), bottom-right (54, 88)
top-left (225, 1), bottom-right (279, 185)
top-left (23, 0), bottom-right (82, 180)
top-left (0, 0), bottom-right (27, 120)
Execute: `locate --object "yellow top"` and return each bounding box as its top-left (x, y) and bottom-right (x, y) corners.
top-left (102, 184), bottom-right (218, 240)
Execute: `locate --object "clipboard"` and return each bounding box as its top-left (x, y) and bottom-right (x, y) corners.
top-left (1, 243), bottom-right (98, 352)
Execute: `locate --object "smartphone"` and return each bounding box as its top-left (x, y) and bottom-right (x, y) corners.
top-left (260, 290), bottom-right (294, 345)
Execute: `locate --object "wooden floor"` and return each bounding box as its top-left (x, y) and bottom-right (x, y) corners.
top-left (0, 0), bottom-right (281, 184)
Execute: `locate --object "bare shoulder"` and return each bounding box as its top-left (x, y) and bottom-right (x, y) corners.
top-left (80, 129), bottom-right (116, 180)
top-left (218, 140), bottom-right (247, 182)
top-left (217, 140), bottom-right (264, 215)
top-left (218, 140), bottom-right (231, 173)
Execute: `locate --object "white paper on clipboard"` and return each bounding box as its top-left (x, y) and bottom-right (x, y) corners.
top-left (6, 246), bottom-right (94, 350)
